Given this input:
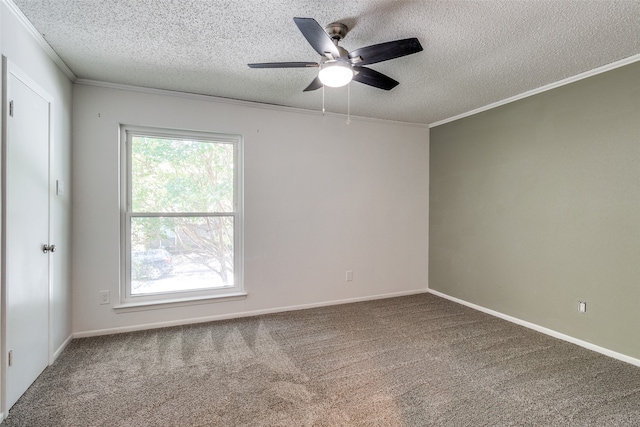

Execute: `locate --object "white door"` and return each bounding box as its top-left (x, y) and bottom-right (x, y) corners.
top-left (3, 64), bottom-right (51, 411)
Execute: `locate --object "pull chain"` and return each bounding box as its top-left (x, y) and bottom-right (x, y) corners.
top-left (346, 82), bottom-right (351, 125)
top-left (322, 85), bottom-right (325, 115)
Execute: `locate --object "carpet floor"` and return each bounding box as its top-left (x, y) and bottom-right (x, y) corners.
top-left (3, 294), bottom-right (640, 426)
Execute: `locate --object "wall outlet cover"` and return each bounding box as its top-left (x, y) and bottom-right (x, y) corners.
top-left (99, 290), bottom-right (110, 305)
top-left (578, 301), bottom-right (587, 313)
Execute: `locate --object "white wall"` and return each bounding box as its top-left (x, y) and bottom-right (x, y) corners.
top-left (1, 1), bottom-right (73, 358)
top-left (0, 4), bottom-right (3, 415)
top-left (1, 0), bottom-right (73, 414)
top-left (72, 83), bottom-right (429, 335)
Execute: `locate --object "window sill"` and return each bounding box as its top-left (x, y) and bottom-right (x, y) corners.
top-left (113, 292), bottom-right (247, 313)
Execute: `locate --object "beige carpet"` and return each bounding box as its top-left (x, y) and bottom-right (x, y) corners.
top-left (3, 294), bottom-right (640, 426)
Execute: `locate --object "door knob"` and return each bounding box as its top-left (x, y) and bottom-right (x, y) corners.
top-left (42, 244), bottom-right (56, 253)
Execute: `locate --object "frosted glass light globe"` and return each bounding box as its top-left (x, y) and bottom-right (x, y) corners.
top-left (318, 62), bottom-right (353, 87)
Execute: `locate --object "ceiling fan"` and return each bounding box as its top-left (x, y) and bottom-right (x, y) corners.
top-left (248, 17), bottom-right (423, 92)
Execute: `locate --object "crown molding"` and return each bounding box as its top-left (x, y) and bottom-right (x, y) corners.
top-left (75, 78), bottom-right (429, 128)
top-left (2, 0), bottom-right (76, 81)
top-left (429, 53), bottom-right (640, 128)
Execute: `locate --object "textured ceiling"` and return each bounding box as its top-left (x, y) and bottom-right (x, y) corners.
top-left (11, 0), bottom-right (640, 124)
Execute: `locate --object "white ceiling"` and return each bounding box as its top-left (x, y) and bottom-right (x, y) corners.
top-left (11, 0), bottom-right (640, 125)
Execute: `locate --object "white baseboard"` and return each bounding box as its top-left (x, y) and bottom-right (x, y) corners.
top-left (73, 289), bottom-right (428, 338)
top-left (52, 334), bottom-right (73, 362)
top-left (427, 289), bottom-right (640, 368)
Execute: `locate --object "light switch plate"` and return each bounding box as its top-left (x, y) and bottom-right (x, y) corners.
top-left (56, 180), bottom-right (65, 196)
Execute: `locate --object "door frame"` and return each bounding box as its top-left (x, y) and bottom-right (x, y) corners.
top-left (0, 56), bottom-right (54, 416)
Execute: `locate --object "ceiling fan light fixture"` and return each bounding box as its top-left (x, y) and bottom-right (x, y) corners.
top-left (318, 61), bottom-right (353, 87)
top-left (248, 18), bottom-right (423, 92)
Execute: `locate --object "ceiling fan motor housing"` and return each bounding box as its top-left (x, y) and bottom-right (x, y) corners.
top-left (322, 45), bottom-right (350, 63)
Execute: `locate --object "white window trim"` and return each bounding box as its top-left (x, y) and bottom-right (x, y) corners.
top-left (118, 125), bottom-right (244, 311)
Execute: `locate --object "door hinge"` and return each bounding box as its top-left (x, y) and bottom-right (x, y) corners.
top-left (9, 100), bottom-right (13, 117)
top-left (8, 350), bottom-right (13, 367)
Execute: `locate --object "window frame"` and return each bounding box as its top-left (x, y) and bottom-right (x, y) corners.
top-left (118, 125), bottom-right (244, 309)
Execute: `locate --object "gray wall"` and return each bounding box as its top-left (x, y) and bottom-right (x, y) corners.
top-left (429, 61), bottom-right (640, 359)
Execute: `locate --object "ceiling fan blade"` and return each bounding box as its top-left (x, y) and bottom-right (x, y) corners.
top-left (293, 17), bottom-right (341, 58)
top-left (352, 67), bottom-right (399, 90)
top-left (303, 76), bottom-right (323, 92)
top-left (349, 38), bottom-right (423, 66)
top-left (248, 62), bottom-right (318, 68)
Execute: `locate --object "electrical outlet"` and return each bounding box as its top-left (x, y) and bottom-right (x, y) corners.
top-left (578, 301), bottom-right (587, 313)
top-left (99, 290), bottom-right (110, 305)
top-left (346, 270), bottom-right (353, 282)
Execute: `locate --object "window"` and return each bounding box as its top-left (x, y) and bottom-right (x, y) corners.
top-left (120, 126), bottom-right (243, 307)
